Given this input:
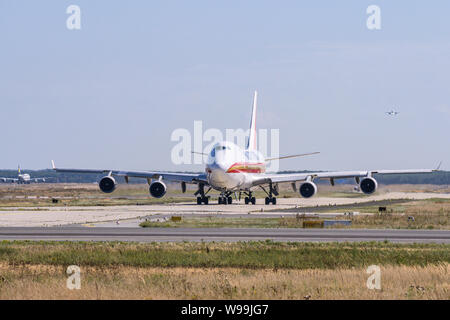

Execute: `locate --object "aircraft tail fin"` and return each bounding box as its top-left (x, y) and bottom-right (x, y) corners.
top-left (246, 91), bottom-right (258, 151)
top-left (18, 165), bottom-right (20, 174)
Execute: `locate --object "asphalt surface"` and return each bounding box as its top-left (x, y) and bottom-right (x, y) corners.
top-left (0, 227), bottom-right (448, 243)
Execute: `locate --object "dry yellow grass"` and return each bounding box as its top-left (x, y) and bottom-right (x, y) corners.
top-left (350, 199), bottom-right (450, 229)
top-left (0, 263), bottom-right (448, 300)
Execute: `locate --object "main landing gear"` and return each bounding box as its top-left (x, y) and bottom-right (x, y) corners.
top-left (260, 182), bottom-right (278, 205)
top-left (264, 197), bottom-right (276, 205)
top-left (194, 184), bottom-right (278, 206)
top-left (195, 183), bottom-right (211, 205)
top-left (197, 196), bottom-right (209, 205)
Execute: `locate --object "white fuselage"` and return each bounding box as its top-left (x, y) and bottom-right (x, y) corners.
top-left (205, 142), bottom-right (266, 191)
top-left (18, 173), bottom-right (31, 184)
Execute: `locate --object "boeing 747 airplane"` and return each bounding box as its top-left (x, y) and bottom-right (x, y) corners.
top-left (52, 92), bottom-right (438, 205)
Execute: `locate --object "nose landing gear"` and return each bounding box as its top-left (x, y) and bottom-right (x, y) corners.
top-left (244, 197), bottom-right (256, 205)
top-left (218, 192), bottom-right (233, 204)
top-left (244, 191), bottom-right (256, 205)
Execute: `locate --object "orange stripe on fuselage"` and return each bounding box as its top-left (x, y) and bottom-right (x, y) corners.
top-left (226, 162), bottom-right (265, 173)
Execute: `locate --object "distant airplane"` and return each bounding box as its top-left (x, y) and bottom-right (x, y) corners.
top-left (52, 91), bottom-right (438, 205)
top-left (0, 165), bottom-right (52, 184)
top-left (386, 110), bottom-right (400, 116)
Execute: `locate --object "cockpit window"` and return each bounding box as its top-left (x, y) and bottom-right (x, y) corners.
top-left (215, 146), bottom-right (230, 151)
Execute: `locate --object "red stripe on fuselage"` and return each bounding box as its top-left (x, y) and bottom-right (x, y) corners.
top-left (226, 162), bottom-right (265, 173)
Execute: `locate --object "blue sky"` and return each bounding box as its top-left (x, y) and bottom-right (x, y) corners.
top-left (0, 1), bottom-right (449, 171)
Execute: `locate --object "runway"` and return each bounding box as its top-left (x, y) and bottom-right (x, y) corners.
top-left (0, 227), bottom-right (448, 243)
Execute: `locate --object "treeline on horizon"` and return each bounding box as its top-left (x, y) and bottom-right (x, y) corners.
top-left (0, 169), bottom-right (449, 185)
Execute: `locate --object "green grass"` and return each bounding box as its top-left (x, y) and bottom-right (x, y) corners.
top-left (139, 217), bottom-right (303, 228)
top-left (0, 241), bottom-right (448, 269)
top-left (139, 210), bottom-right (449, 230)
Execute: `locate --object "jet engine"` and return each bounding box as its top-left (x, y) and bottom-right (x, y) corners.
top-left (99, 176), bottom-right (117, 193)
top-left (149, 180), bottom-right (167, 198)
top-left (299, 181), bottom-right (317, 198)
top-left (360, 177), bottom-right (378, 194)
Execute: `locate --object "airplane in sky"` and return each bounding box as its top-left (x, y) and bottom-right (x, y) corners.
top-left (52, 92), bottom-right (438, 205)
top-left (0, 165), bottom-right (52, 184)
top-left (386, 110), bottom-right (400, 116)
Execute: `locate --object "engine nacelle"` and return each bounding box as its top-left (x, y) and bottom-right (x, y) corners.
top-left (99, 176), bottom-right (117, 193)
top-left (299, 181), bottom-right (318, 198)
top-left (360, 177), bottom-right (378, 194)
top-left (149, 181), bottom-right (167, 198)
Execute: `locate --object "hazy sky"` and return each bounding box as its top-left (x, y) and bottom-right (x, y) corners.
top-left (0, 1), bottom-right (449, 171)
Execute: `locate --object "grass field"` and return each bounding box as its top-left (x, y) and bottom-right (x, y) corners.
top-left (0, 241), bottom-right (448, 269)
top-left (0, 264), bottom-right (447, 299)
top-left (140, 198), bottom-right (450, 230)
top-left (0, 241), bottom-right (448, 299)
top-left (349, 199), bottom-right (450, 229)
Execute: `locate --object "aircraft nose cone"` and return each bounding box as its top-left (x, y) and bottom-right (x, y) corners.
top-left (208, 159), bottom-right (229, 172)
top-left (207, 163), bottom-right (230, 188)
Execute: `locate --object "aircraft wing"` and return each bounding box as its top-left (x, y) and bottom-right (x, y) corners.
top-left (51, 161), bottom-right (208, 184)
top-left (253, 168), bottom-right (437, 186)
top-left (0, 177), bottom-right (18, 183)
